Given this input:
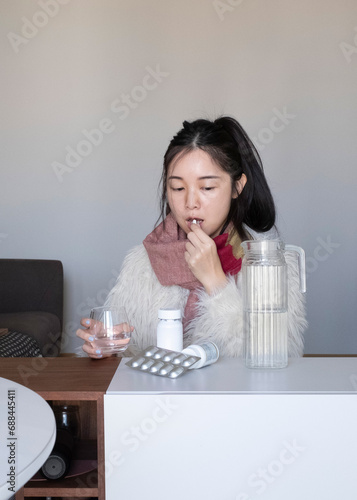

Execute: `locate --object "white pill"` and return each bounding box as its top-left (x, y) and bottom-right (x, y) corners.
top-left (160, 364), bottom-right (174, 375)
top-left (150, 362), bottom-right (164, 373)
top-left (145, 346), bottom-right (159, 357)
top-left (131, 357), bottom-right (145, 368)
top-left (182, 356), bottom-right (198, 367)
top-left (172, 354), bottom-right (186, 365)
top-left (163, 352), bottom-right (176, 362)
top-left (141, 360), bottom-right (155, 370)
top-left (169, 367), bottom-right (184, 378)
top-left (153, 349), bottom-right (166, 359)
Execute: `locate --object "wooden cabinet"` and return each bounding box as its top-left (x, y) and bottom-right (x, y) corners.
top-left (0, 357), bottom-right (120, 500)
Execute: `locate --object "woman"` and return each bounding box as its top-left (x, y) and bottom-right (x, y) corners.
top-left (77, 116), bottom-right (307, 358)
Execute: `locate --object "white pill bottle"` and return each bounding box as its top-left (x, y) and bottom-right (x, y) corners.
top-left (182, 341), bottom-right (219, 369)
top-left (156, 308), bottom-right (183, 352)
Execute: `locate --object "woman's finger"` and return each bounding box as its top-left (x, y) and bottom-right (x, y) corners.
top-left (187, 232), bottom-right (203, 249)
top-left (113, 322), bottom-right (134, 334)
top-left (80, 317), bottom-right (94, 328)
top-left (185, 241), bottom-right (196, 256)
top-left (82, 341), bottom-right (104, 359)
top-left (76, 328), bottom-right (95, 342)
top-left (189, 222), bottom-right (212, 243)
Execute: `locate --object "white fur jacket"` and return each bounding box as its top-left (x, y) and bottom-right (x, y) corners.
top-left (105, 243), bottom-right (307, 357)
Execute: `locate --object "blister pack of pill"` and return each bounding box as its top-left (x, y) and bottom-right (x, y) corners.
top-left (125, 345), bottom-right (200, 378)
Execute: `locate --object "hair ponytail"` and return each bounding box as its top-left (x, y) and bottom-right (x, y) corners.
top-left (215, 117), bottom-right (276, 237)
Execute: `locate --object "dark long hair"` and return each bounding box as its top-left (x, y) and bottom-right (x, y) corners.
top-left (157, 116), bottom-right (276, 241)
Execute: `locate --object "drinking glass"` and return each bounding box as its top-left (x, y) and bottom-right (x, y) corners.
top-left (89, 306), bottom-right (132, 355)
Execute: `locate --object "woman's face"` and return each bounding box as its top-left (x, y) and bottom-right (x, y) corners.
top-left (166, 149), bottom-right (243, 238)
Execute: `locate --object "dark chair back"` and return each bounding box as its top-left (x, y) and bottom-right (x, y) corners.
top-left (0, 259), bottom-right (63, 329)
top-left (0, 259), bottom-right (63, 356)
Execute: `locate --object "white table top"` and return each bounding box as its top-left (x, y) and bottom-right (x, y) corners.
top-left (107, 356), bottom-right (357, 395)
top-left (0, 376), bottom-right (56, 500)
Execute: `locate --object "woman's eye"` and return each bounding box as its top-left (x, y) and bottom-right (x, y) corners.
top-left (203, 187), bottom-right (215, 191)
top-left (171, 187), bottom-right (184, 191)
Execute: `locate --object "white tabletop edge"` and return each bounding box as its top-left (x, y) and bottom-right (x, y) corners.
top-left (106, 357), bottom-right (357, 395)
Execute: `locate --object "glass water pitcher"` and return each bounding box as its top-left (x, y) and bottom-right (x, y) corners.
top-left (241, 240), bottom-right (306, 369)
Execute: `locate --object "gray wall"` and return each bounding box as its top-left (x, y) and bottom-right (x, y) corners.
top-left (1, 0), bottom-right (356, 354)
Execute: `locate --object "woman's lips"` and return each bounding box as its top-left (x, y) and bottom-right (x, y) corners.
top-left (187, 218), bottom-right (203, 229)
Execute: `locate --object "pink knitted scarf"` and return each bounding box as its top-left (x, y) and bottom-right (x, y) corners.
top-left (143, 213), bottom-right (243, 331)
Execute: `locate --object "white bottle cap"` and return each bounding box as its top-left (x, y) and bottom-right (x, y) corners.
top-left (158, 308), bottom-right (181, 320)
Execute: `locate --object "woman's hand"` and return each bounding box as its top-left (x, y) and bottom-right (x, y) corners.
top-left (76, 318), bottom-right (133, 359)
top-left (185, 223), bottom-right (228, 295)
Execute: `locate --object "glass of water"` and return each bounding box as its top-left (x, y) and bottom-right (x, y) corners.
top-left (89, 306), bottom-right (132, 355)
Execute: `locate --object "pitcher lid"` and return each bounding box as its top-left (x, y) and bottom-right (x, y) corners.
top-left (241, 239), bottom-right (285, 253)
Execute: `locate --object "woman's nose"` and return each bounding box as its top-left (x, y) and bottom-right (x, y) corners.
top-left (186, 189), bottom-right (200, 209)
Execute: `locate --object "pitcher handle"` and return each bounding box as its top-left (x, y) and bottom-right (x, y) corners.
top-left (285, 245), bottom-right (306, 293)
